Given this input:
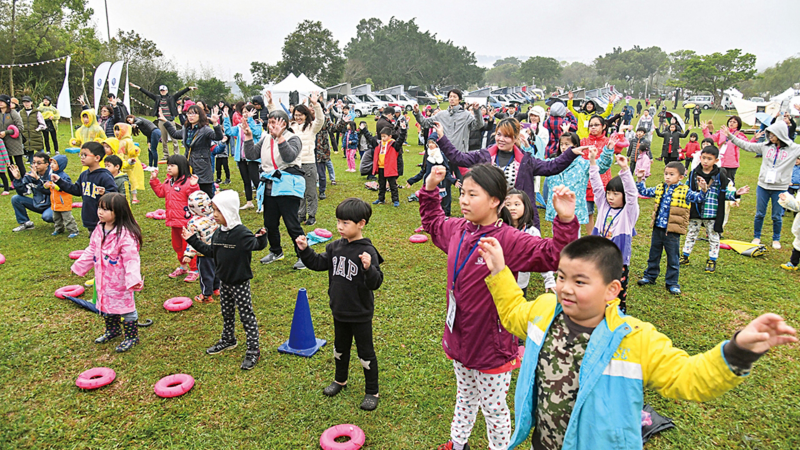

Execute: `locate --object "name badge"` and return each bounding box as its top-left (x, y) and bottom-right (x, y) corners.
top-left (765, 169), bottom-right (778, 184)
top-left (446, 290), bottom-right (457, 333)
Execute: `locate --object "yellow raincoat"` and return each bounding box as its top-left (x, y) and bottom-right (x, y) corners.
top-left (114, 123), bottom-right (144, 191)
top-left (70, 109), bottom-right (107, 147)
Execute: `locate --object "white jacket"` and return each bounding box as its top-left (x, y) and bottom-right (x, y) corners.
top-left (778, 191), bottom-right (800, 251)
top-left (292, 102), bottom-right (325, 164)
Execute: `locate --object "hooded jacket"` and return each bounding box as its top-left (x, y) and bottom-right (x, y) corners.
top-left (543, 105), bottom-right (578, 158)
top-left (368, 128), bottom-right (407, 177)
top-left (186, 190), bottom-right (267, 285)
top-left (55, 166), bottom-right (118, 230)
top-left (48, 155), bottom-right (73, 211)
top-left (778, 192), bottom-right (800, 252)
top-left (163, 121), bottom-right (224, 184)
top-left (114, 172), bottom-right (131, 205)
top-left (299, 237), bottom-right (385, 323)
top-left (149, 174), bottom-right (199, 228)
top-left (20, 106), bottom-right (46, 151)
top-left (72, 225), bottom-right (142, 315)
top-left (39, 101), bottom-right (60, 128)
top-left (655, 126), bottom-right (690, 158)
top-left (567, 99), bottom-right (614, 139)
top-left (13, 165), bottom-right (51, 209)
top-left (251, 95), bottom-right (269, 123)
top-left (439, 135), bottom-right (579, 230)
top-left (71, 109), bottom-right (107, 147)
top-left (414, 105), bottom-right (485, 154)
top-left (114, 123), bottom-right (145, 191)
top-left (184, 191), bottom-right (218, 258)
top-left (137, 86), bottom-right (191, 119)
top-left (729, 121), bottom-right (800, 190)
top-left (0, 109), bottom-right (24, 156)
top-left (580, 133), bottom-right (611, 202)
top-left (222, 115), bottom-right (262, 163)
top-left (589, 164), bottom-right (640, 265)
top-left (407, 141), bottom-right (457, 187)
top-left (419, 185), bottom-right (579, 371)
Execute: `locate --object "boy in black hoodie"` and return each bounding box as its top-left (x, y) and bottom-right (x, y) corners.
top-left (680, 146), bottom-right (750, 273)
top-left (51, 142), bottom-right (117, 233)
top-left (296, 197), bottom-right (384, 411)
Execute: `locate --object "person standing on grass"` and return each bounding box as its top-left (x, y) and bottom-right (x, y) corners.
top-left (413, 89), bottom-right (485, 159)
top-left (567, 91), bottom-right (616, 139)
top-left (126, 114), bottom-right (161, 171)
top-left (129, 82), bottom-right (196, 160)
top-left (38, 96), bottom-right (60, 155)
top-left (315, 116), bottom-right (333, 200)
top-left (223, 104), bottom-right (262, 211)
top-left (702, 116), bottom-right (752, 185)
top-left (693, 105), bottom-right (702, 127)
top-left (290, 92), bottom-right (325, 227)
top-left (656, 122), bottom-right (691, 165)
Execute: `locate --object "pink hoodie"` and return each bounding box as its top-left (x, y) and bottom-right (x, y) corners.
top-left (71, 226), bottom-right (142, 314)
top-left (703, 128), bottom-right (755, 169)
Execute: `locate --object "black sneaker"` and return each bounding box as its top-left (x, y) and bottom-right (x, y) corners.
top-left (304, 218), bottom-right (316, 226)
top-left (637, 277), bottom-right (655, 286)
top-left (260, 252), bottom-right (284, 264)
top-left (215, 179), bottom-right (221, 184)
top-left (206, 340), bottom-right (237, 355)
top-left (679, 254), bottom-right (690, 265)
top-left (319, 192), bottom-right (327, 200)
top-left (705, 259), bottom-right (716, 273)
top-left (241, 351), bottom-right (260, 370)
top-left (223, 179), bottom-right (231, 185)
top-left (323, 381), bottom-right (347, 397)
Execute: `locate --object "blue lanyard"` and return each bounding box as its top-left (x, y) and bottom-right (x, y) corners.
top-left (495, 152), bottom-right (514, 171)
top-left (601, 208), bottom-right (623, 238)
top-left (452, 231), bottom-right (487, 289)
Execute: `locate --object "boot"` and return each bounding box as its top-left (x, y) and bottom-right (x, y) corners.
top-left (95, 315), bottom-right (122, 343)
top-left (115, 320), bottom-right (139, 352)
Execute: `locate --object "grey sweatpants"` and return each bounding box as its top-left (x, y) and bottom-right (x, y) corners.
top-left (53, 210), bottom-right (79, 234)
top-left (298, 163), bottom-right (319, 221)
top-left (156, 120), bottom-right (180, 159)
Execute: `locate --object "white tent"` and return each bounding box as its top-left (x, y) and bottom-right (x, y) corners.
top-left (770, 87), bottom-right (796, 102)
top-left (730, 97), bottom-right (781, 126)
top-left (266, 73), bottom-right (325, 105)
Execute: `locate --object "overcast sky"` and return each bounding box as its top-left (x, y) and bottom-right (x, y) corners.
top-left (88, 0), bottom-right (799, 83)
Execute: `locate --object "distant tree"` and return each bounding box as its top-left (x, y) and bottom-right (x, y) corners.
top-left (595, 46), bottom-right (667, 90)
top-left (518, 56), bottom-right (562, 85)
top-left (493, 56), bottom-right (521, 67)
top-left (278, 20), bottom-right (344, 87)
top-left (250, 61), bottom-right (281, 85)
top-left (484, 64), bottom-right (523, 86)
top-left (193, 77), bottom-right (230, 103)
top-left (739, 56), bottom-right (800, 98)
top-left (233, 73), bottom-right (262, 100)
top-left (668, 49), bottom-right (757, 106)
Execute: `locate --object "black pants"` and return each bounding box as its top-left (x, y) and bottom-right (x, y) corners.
top-left (262, 195), bottom-right (304, 257)
top-left (441, 182), bottom-right (452, 216)
top-left (334, 319), bottom-right (378, 395)
top-left (237, 160), bottom-right (260, 202)
top-left (377, 169), bottom-right (398, 203)
top-left (316, 162), bottom-right (327, 195)
top-left (664, 155), bottom-right (677, 165)
top-left (7, 154), bottom-right (25, 182)
top-left (693, 116), bottom-right (701, 127)
top-left (198, 183), bottom-right (214, 199)
top-left (619, 264), bottom-right (629, 313)
top-left (791, 249), bottom-right (800, 266)
top-left (329, 129), bottom-right (340, 152)
top-left (219, 280), bottom-right (259, 353)
top-left (685, 158), bottom-right (692, 171)
top-left (215, 157), bottom-right (230, 181)
top-left (43, 122), bottom-right (58, 153)
top-left (198, 256), bottom-right (221, 296)
top-left (725, 168), bottom-right (738, 185)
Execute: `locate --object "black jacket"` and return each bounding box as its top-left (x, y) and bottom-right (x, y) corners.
top-left (655, 127), bottom-right (690, 158)
top-left (186, 225), bottom-right (267, 285)
top-left (688, 165), bottom-right (739, 233)
top-left (138, 86), bottom-right (191, 119)
top-left (299, 237), bottom-right (384, 322)
top-left (163, 121), bottom-right (224, 184)
top-left (251, 96), bottom-right (269, 123)
top-left (133, 117), bottom-right (157, 139)
top-left (55, 167), bottom-right (118, 230)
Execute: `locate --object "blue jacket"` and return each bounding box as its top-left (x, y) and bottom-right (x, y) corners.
top-left (13, 166), bottom-right (52, 209)
top-left (223, 116), bottom-right (262, 163)
top-left (791, 164), bottom-right (800, 188)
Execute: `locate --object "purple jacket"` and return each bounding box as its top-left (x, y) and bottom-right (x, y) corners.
top-left (437, 135), bottom-right (579, 230)
top-left (419, 186), bottom-right (579, 371)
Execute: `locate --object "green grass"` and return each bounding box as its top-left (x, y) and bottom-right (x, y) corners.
top-left (0, 106), bottom-right (798, 449)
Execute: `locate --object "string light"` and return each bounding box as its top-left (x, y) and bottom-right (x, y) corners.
top-left (0, 55), bottom-right (69, 69)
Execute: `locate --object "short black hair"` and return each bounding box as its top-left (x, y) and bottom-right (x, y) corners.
top-left (689, 132), bottom-right (698, 141)
top-left (636, 127), bottom-right (647, 133)
top-left (561, 236), bottom-right (623, 284)
top-left (82, 141), bottom-right (105, 159)
top-left (107, 93), bottom-right (116, 99)
top-left (379, 127), bottom-right (393, 137)
top-left (700, 145), bottom-right (719, 158)
top-left (604, 176), bottom-right (626, 207)
top-left (701, 137), bottom-right (715, 147)
top-left (665, 161), bottom-right (686, 176)
top-left (33, 151), bottom-right (49, 163)
top-left (104, 154), bottom-right (123, 168)
top-left (336, 197), bottom-right (372, 225)
top-left (448, 88), bottom-right (463, 100)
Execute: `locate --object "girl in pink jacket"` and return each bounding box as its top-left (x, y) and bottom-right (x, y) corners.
top-left (72, 192), bottom-right (143, 352)
top-left (702, 116), bottom-right (754, 184)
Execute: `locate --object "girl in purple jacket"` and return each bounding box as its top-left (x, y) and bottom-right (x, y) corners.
top-left (421, 163), bottom-right (579, 450)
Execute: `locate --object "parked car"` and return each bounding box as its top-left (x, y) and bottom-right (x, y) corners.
top-left (343, 95), bottom-right (374, 118)
top-left (682, 95), bottom-right (714, 109)
top-left (749, 97), bottom-right (765, 103)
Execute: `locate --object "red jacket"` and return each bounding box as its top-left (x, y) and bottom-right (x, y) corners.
top-left (684, 141), bottom-right (700, 159)
top-left (149, 175), bottom-right (199, 228)
top-left (372, 138), bottom-right (404, 177)
top-left (581, 133), bottom-right (610, 202)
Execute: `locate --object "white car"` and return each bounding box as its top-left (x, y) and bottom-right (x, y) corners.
top-left (683, 95), bottom-right (714, 109)
top-left (343, 95), bottom-right (373, 118)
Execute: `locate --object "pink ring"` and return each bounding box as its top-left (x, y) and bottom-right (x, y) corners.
top-left (154, 374), bottom-right (195, 398)
top-left (73, 202), bottom-right (82, 208)
top-left (320, 424), bottom-right (365, 450)
top-left (76, 367), bottom-right (116, 389)
top-left (0, 253), bottom-right (5, 264)
top-left (163, 296), bottom-right (192, 312)
top-left (69, 250), bottom-right (84, 259)
top-left (409, 234), bottom-right (428, 243)
top-left (55, 285), bottom-right (85, 299)
top-left (314, 228), bottom-right (333, 238)
top-left (6, 125), bottom-right (19, 139)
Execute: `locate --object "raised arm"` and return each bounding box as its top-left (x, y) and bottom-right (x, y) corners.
top-left (436, 135), bottom-right (488, 168)
top-left (162, 121), bottom-right (183, 140)
top-left (468, 107), bottom-right (485, 131)
top-left (298, 245), bottom-right (331, 272)
top-left (531, 146), bottom-right (579, 176)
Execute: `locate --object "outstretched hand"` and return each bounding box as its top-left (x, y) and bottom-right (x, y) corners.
top-left (551, 185), bottom-right (576, 223)
top-left (255, 227), bottom-right (266, 237)
top-left (616, 154), bottom-right (629, 170)
top-left (150, 168), bottom-right (159, 179)
top-left (478, 236), bottom-right (505, 276)
top-left (189, 174), bottom-right (199, 186)
top-left (587, 146), bottom-right (598, 165)
top-left (432, 122), bottom-right (444, 138)
top-left (736, 185), bottom-right (750, 196)
top-left (181, 227), bottom-right (193, 240)
top-left (735, 313), bottom-right (797, 353)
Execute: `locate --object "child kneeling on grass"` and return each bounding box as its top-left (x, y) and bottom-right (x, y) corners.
top-left (183, 190), bottom-right (268, 370)
top-left (296, 197), bottom-right (384, 411)
top-left (479, 235), bottom-right (797, 450)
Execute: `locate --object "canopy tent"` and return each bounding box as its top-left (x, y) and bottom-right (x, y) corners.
top-left (267, 73), bottom-right (326, 105)
top-left (730, 97), bottom-right (781, 126)
top-left (770, 87), bottom-right (796, 102)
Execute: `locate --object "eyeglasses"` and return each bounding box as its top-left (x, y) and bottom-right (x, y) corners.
top-left (32, 161), bottom-right (47, 165)
top-left (589, 123), bottom-right (603, 128)
top-left (186, 112), bottom-right (198, 116)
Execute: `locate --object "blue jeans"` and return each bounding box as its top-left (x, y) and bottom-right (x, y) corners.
top-left (644, 227), bottom-right (681, 288)
top-left (325, 159), bottom-right (336, 182)
top-left (148, 128), bottom-right (162, 167)
top-left (11, 195), bottom-right (53, 224)
top-left (754, 186), bottom-right (784, 241)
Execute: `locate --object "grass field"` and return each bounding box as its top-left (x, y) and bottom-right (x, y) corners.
top-left (1, 102), bottom-right (798, 449)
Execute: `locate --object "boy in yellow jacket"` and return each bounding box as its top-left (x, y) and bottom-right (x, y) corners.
top-left (478, 235), bottom-right (796, 450)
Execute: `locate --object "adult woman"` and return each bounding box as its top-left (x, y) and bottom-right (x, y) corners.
top-left (702, 115), bottom-right (751, 184)
top-left (580, 115), bottom-right (612, 234)
top-left (434, 118), bottom-right (580, 231)
top-left (160, 105), bottom-right (223, 198)
top-left (656, 122), bottom-right (691, 165)
top-left (567, 91), bottom-right (616, 139)
top-left (290, 92), bottom-right (325, 226)
top-left (38, 96), bottom-right (60, 155)
top-left (525, 105), bottom-right (549, 157)
top-left (96, 105), bottom-right (118, 137)
top-left (222, 104), bottom-right (262, 210)
top-left (637, 109), bottom-right (654, 141)
top-left (126, 114), bottom-right (161, 170)
top-left (0, 95), bottom-right (25, 179)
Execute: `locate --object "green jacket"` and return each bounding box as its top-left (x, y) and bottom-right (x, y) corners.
top-left (20, 107), bottom-right (45, 152)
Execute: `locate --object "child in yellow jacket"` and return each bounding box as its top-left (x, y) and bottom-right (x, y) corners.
top-left (478, 235), bottom-right (796, 450)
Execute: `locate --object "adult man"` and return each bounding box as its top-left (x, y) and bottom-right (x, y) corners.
top-left (129, 82), bottom-right (196, 159)
top-left (413, 89), bottom-right (484, 155)
top-left (9, 153), bottom-right (53, 231)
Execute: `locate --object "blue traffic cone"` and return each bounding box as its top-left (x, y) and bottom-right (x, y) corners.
top-left (278, 288), bottom-right (327, 357)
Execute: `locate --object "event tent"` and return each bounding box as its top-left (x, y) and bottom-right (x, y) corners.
top-left (267, 73), bottom-right (326, 105)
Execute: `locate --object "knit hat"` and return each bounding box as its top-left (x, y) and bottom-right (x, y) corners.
top-left (528, 105), bottom-right (546, 121)
top-left (0, 95), bottom-right (10, 105)
top-left (550, 102), bottom-right (567, 117)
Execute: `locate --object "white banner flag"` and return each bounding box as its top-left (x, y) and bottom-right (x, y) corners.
top-left (56, 56), bottom-right (72, 119)
top-left (93, 61), bottom-right (112, 111)
top-left (107, 60), bottom-right (124, 97)
top-left (123, 63), bottom-right (130, 114)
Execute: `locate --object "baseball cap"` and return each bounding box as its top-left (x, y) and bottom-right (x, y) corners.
top-left (159, 85), bottom-right (168, 91)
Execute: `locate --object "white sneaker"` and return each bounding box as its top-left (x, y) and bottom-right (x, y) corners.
top-left (751, 238), bottom-right (761, 245)
top-left (772, 241), bottom-right (781, 250)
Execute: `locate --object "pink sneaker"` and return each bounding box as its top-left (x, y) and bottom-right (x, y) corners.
top-left (168, 267), bottom-right (188, 278)
top-left (184, 271), bottom-right (199, 282)
top-left (2, 191), bottom-right (9, 196)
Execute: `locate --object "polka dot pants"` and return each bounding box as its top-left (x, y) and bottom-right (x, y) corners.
top-left (450, 360), bottom-right (512, 450)
top-left (219, 281), bottom-right (260, 352)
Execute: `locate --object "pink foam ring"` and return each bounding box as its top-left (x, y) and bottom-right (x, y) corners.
top-left (0, 253), bottom-right (5, 265)
top-left (69, 250), bottom-right (84, 260)
top-left (6, 125), bottom-right (19, 139)
top-left (155, 211), bottom-right (167, 220)
top-left (156, 209), bottom-right (166, 214)
top-left (409, 234), bottom-right (428, 243)
top-left (145, 212), bottom-right (154, 219)
top-left (319, 424), bottom-right (366, 450)
top-left (75, 367), bottom-right (116, 390)
top-left (73, 202), bottom-right (82, 208)
top-left (720, 242), bottom-right (732, 250)
top-left (154, 374), bottom-right (195, 398)
top-left (55, 285), bottom-right (85, 299)
top-left (163, 296), bottom-right (192, 312)
top-left (314, 228), bottom-right (333, 239)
